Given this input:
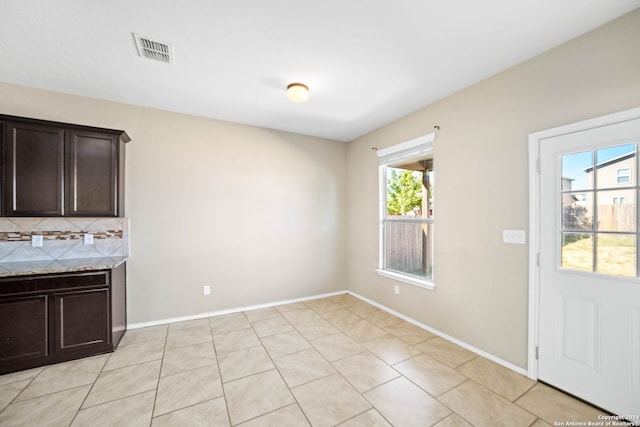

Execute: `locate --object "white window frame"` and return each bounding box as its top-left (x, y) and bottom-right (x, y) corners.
top-left (617, 167), bottom-right (631, 184)
top-left (376, 132), bottom-right (435, 290)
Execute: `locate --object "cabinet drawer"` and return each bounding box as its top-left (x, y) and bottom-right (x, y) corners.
top-left (0, 272), bottom-right (108, 296)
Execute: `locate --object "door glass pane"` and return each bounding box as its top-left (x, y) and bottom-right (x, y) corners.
top-left (561, 151), bottom-right (594, 191)
top-left (596, 234), bottom-right (636, 277)
top-left (562, 192), bottom-right (593, 231)
top-left (596, 144), bottom-right (635, 189)
top-left (560, 144), bottom-right (640, 278)
top-left (596, 189), bottom-right (636, 232)
top-left (561, 233), bottom-right (593, 272)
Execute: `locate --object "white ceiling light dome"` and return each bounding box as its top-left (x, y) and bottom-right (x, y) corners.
top-left (286, 83), bottom-right (309, 103)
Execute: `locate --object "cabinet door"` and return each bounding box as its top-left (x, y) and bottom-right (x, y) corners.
top-left (2, 122), bottom-right (64, 216)
top-left (0, 295), bottom-right (49, 368)
top-left (66, 130), bottom-right (119, 216)
top-left (53, 288), bottom-right (111, 355)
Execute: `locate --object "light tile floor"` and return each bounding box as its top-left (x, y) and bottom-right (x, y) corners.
top-left (0, 293), bottom-right (611, 426)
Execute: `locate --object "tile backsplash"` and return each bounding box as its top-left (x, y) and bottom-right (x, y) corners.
top-left (0, 217), bottom-right (129, 263)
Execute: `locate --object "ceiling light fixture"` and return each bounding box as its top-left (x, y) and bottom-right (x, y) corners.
top-left (286, 83), bottom-right (309, 103)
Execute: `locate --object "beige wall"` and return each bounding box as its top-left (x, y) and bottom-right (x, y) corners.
top-left (0, 84), bottom-right (348, 323)
top-left (1, 8), bottom-right (638, 368)
top-left (346, 9), bottom-right (640, 368)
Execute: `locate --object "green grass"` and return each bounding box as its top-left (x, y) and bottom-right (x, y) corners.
top-left (562, 235), bottom-right (635, 277)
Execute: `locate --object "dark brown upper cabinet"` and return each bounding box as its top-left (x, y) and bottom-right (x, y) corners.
top-left (66, 130), bottom-right (120, 216)
top-left (1, 115), bottom-right (129, 217)
top-left (2, 121), bottom-right (65, 216)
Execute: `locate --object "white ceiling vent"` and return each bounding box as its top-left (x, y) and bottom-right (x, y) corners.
top-left (133, 33), bottom-right (174, 64)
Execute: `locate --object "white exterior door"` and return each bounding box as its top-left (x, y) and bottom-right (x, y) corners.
top-left (538, 114), bottom-right (640, 417)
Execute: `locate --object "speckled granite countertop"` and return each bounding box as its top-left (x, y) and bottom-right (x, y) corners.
top-left (0, 257), bottom-right (127, 277)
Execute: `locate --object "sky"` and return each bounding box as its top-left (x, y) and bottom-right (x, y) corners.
top-left (561, 143), bottom-right (635, 190)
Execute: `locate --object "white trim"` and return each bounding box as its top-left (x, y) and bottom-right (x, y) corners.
top-left (527, 131), bottom-right (541, 380)
top-left (379, 165), bottom-right (387, 270)
top-left (126, 290), bottom-right (348, 330)
top-left (527, 106), bottom-right (640, 380)
top-left (376, 132), bottom-right (435, 163)
top-left (376, 269), bottom-right (435, 290)
top-left (378, 132), bottom-right (435, 286)
top-left (348, 291), bottom-right (528, 376)
top-left (530, 108), bottom-right (640, 141)
top-left (127, 287), bottom-right (527, 377)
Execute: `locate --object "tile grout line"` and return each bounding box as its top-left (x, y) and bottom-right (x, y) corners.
top-left (0, 367), bottom-right (44, 409)
top-left (436, 377), bottom-right (542, 426)
top-left (207, 315), bottom-right (233, 427)
top-left (291, 299), bottom-right (384, 425)
top-left (148, 324), bottom-right (169, 426)
top-left (0, 369), bottom-right (46, 419)
top-left (6, 357), bottom-right (108, 404)
top-left (314, 296), bottom-right (456, 426)
top-left (268, 300), bottom-right (371, 423)
top-left (0, 240), bottom-right (22, 263)
top-left (317, 297), bottom-right (399, 426)
top-left (245, 309), bottom-right (313, 427)
top-left (0, 295), bottom-right (428, 424)
top-left (221, 311), bottom-right (252, 426)
top-left (57, 354), bottom-right (110, 426)
top-left (1, 294), bottom-right (606, 426)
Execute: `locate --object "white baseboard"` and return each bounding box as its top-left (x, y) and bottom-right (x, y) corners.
top-left (347, 291), bottom-right (529, 376)
top-left (126, 290), bottom-right (348, 330)
top-left (127, 288), bottom-right (527, 377)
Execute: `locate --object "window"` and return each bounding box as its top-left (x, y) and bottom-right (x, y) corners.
top-left (614, 196), bottom-right (627, 205)
top-left (377, 133), bottom-right (435, 289)
top-left (617, 167), bottom-right (631, 184)
top-left (560, 143), bottom-right (637, 277)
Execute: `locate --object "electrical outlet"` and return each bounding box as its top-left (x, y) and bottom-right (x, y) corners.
top-left (31, 235), bottom-right (43, 247)
top-left (84, 233), bottom-right (94, 245)
top-left (203, 285), bottom-right (211, 296)
top-left (394, 285), bottom-right (400, 295)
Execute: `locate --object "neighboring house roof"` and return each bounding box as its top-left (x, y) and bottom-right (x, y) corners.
top-left (583, 152), bottom-right (635, 173)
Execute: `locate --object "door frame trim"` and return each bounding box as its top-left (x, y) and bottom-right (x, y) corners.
top-left (527, 107), bottom-right (640, 380)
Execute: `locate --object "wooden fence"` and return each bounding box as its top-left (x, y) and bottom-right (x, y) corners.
top-left (597, 204), bottom-right (635, 231)
top-left (385, 218), bottom-right (431, 276)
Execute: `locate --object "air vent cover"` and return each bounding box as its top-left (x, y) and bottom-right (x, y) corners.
top-left (133, 33), bottom-right (174, 64)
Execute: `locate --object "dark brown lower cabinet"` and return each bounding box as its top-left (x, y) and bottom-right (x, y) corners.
top-left (0, 263), bottom-right (126, 375)
top-left (53, 288), bottom-right (111, 356)
top-left (0, 294), bottom-right (49, 365)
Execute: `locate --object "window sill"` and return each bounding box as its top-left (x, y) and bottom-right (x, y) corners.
top-left (376, 269), bottom-right (435, 290)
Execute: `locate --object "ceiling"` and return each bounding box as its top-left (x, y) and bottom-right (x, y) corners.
top-left (1, 1), bottom-right (638, 141)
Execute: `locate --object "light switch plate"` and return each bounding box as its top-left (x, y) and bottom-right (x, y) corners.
top-left (84, 234), bottom-right (94, 245)
top-left (31, 235), bottom-right (43, 247)
top-left (503, 229), bottom-right (526, 244)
